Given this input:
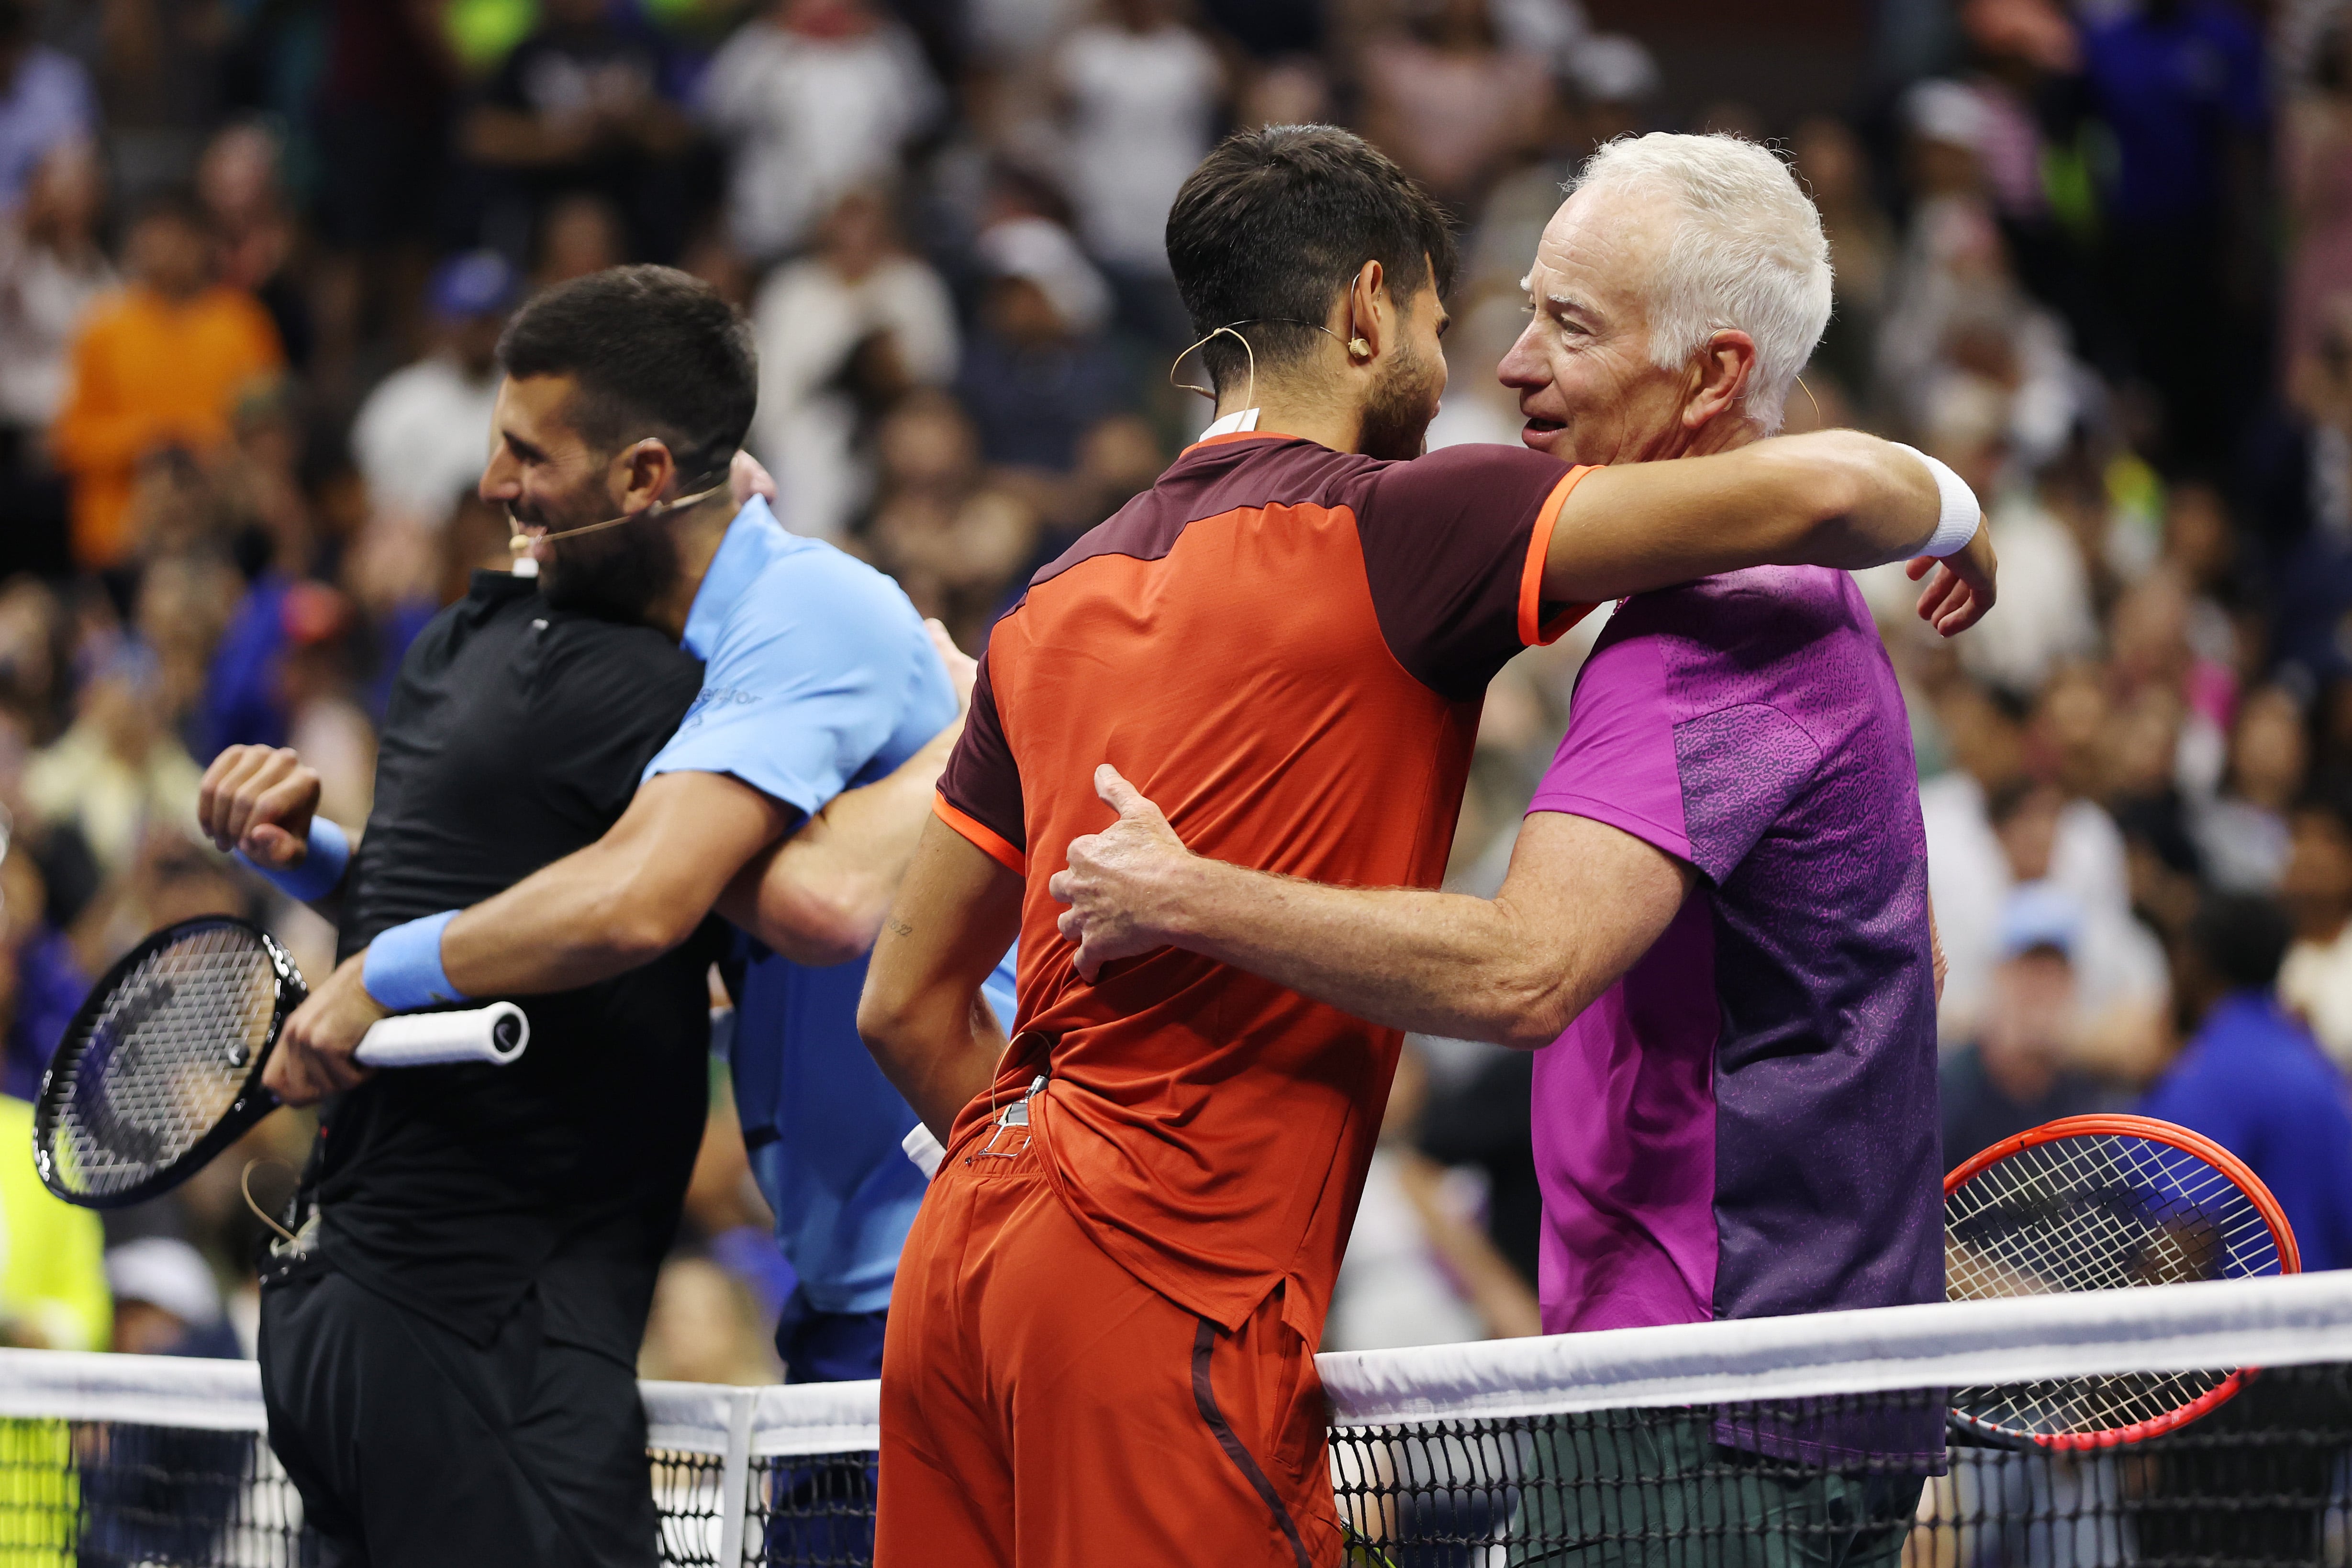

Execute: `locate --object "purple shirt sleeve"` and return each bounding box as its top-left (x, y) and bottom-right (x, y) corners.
top-left (1672, 704), bottom-right (1821, 885)
top-left (1527, 630), bottom-right (1691, 863)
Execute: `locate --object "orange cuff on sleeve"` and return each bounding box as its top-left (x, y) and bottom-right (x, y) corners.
top-left (934, 795), bottom-right (1026, 876)
top-left (1518, 464), bottom-right (1603, 646)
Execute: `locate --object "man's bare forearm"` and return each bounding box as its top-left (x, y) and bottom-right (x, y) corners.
top-left (1758, 431), bottom-right (1947, 569)
top-left (857, 817), bottom-right (1024, 1140)
top-left (861, 949), bottom-right (1008, 1140)
top-left (439, 772), bottom-right (791, 998)
top-left (716, 717), bottom-right (963, 966)
top-left (439, 847), bottom-right (676, 997)
top-left (1145, 857), bottom-right (1569, 1049)
top-left (1057, 773), bottom-right (1697, 1049)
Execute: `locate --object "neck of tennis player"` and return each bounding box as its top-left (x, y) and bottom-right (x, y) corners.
top-left (637, 491), bottom-right (736, 642)
top-left (1208, 357), bottom-right (1375, 457)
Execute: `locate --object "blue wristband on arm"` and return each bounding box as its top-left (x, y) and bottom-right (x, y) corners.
top-left (363, 911), bottom-right (468, 1011)
top-left (234, 818), bottom-right (350, 904)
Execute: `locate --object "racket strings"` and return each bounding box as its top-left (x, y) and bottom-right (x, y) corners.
top-left (1955, 1367), bottom-right (2232, 1440)
top-left (45, 923), bottom-right (278, 1199)
top-left (1945, 1129), bottom-right (2283, 1441)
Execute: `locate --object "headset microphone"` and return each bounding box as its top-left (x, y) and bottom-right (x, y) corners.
top-left (507, 480), bottom-right (727, 559)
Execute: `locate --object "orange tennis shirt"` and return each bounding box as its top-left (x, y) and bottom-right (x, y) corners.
top-left (936, 433), bottom-right (1595, 1338)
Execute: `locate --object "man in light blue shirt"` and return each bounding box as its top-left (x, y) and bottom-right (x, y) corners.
top-left (643, 488), bottom-right (1013, 1376)
top-left (231, 267), bottom-right (1001, 1383)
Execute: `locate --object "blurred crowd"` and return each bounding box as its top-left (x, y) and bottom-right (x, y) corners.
top-left (2, 0), bottom-right (2351, 1374)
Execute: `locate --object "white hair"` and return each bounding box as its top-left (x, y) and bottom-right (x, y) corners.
top-left (1566, 132), bottom-right (1833, 434)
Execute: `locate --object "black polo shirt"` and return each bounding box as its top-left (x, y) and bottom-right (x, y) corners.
top-left (304, 570), bottom-right (715, 1363)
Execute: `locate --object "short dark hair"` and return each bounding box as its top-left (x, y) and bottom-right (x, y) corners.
top-left (1165, 125), bottom-right (1458, 393)
top-left (2188, 893), bottom-right (2293, 995)
top-left (497, 265), bottom-right (756, 484)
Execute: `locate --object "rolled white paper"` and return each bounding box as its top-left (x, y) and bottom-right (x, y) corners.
top-left (353, 1001), bottom-right (530, 1068)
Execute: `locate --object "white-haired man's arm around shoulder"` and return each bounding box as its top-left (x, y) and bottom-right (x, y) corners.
top-left (1050, 766), bottom-right (1694, 1050)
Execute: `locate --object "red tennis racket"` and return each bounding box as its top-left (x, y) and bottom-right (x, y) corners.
top-left (1942, 1113), bottom-right (2298, 1449)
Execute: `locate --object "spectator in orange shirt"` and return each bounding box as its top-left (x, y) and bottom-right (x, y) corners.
top-left (48, 189), bottom-right (281, 569)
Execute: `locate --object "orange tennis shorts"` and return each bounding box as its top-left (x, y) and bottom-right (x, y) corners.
top-left (874, 1123), bottom-right (1341, 1567)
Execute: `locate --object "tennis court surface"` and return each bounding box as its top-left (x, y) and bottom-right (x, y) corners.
top-left (6, 1269), bottom-right (2352, 1565)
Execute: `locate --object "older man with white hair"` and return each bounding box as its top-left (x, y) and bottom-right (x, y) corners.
top-left (1052, 131), bottom-right (1963, 1563)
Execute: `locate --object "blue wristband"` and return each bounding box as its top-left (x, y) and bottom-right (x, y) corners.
top-left (363, 911), bottom-right (467, 1011)
top-left (234, 818), bottom-right (350, 904)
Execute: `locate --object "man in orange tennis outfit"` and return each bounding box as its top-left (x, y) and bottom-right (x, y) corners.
top-left (858, 125), bottom-right (1995, 1568)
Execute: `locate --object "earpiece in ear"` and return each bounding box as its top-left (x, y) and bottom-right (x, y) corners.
top-left (1348, 337), bottom-right (1371, 359)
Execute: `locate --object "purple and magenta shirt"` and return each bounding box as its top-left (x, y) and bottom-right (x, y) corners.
top-left (1528, 565), bottom-right (1944, 1461)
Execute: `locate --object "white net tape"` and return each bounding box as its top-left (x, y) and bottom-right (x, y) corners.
top-left (7, 1271), bottom-right (2352, 1445)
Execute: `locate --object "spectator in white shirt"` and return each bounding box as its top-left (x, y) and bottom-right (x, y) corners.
top-left (1052, 0), bottom-right (1221, 341)
top-left (748, 188), bottom-right (957, 540)
top-left (0, 136), bottom-right (107, 441)
top-left (0, 137), bottom-right (107, 578)
top-left (349, 252), bottom-right (520, 533)
top-left (1924, 693), bottom-right (2169, 1045)
top-left (699, 0), bottom-right (940, 265)
top-left (2194, 684), bottom-right (2309, 895)
top-left (1934, 378), bottom-right (2099, 700)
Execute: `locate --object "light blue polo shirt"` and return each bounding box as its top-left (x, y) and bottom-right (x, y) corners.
top-left (647, 497), bottom-right (1015, 1316)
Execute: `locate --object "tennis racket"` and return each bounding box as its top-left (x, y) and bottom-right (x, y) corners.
top-left (33, 914), bottom-right (529, 1209)
top-left (1942, 1113), bottom-right (2299, 1448)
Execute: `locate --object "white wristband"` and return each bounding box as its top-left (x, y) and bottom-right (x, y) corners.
top-left (1892, 443), bottom-right (1981, 558)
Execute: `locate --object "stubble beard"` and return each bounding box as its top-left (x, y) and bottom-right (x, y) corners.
top-left (1357, 339), bottom-right (1443, 463)
top-left (518, 486), bottom-right (680, 623)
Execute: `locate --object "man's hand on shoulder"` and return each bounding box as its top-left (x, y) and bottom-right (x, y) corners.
top-left (198, 745), bottom-right (322, 867)
top-left (1050, 765), bottom-right (1203, 982)
top-left (267, 953), bottom-right (383, 1106)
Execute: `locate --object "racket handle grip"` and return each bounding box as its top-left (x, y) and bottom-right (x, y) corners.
top-left (352, 1002), bottom-right (530, 1068)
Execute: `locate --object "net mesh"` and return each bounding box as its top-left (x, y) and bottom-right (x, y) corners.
top-left (745, 1454), bottom-right (876, 1567)
top-left (35, 920), bottom-right (279, 1201)
top-left (1944, 1126), bottom-right (2288, 1446)
top-left (8, 1276), bottom-right (2352, 1566)
top-left (648, 1449), bottom-right (729, 1567)
top-left (1329, 1368), bottom-right (2352, 1566)
top-left (0, 1418), bottom-right (305, 1567)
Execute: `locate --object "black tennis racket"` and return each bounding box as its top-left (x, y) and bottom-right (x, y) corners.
top-left (33, 914), bottom-right (528, 1209)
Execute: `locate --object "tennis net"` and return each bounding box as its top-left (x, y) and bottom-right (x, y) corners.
top-left (5, 1270), bottom-right (2352, 1565)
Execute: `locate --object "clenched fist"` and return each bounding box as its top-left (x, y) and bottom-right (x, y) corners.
top-left (197, 746), bottom-right (322, 868)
